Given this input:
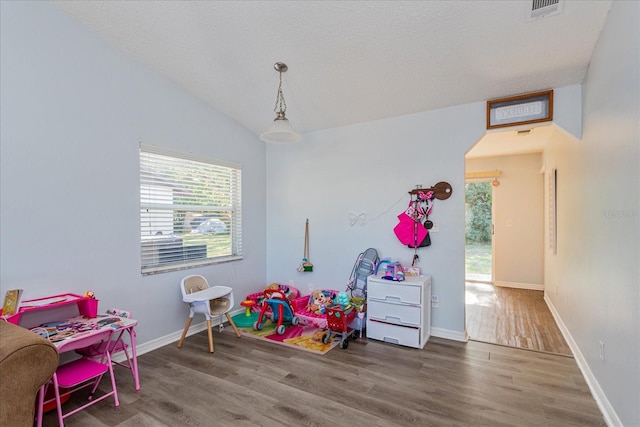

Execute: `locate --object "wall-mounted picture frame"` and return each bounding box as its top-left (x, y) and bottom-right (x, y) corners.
top-left (487, 89), bottom-right (553, 129)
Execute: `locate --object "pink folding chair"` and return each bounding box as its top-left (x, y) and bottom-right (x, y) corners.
top-left (36, 328), bottom-right (119, 427)
top-left (75, 308), bottom-right (138, 389)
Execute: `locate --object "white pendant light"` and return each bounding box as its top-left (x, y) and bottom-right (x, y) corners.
top-left (260, 62), bottom-right (301, 143)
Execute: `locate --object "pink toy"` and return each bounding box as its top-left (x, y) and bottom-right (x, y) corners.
top-left (290, 289), bottom-right (340, 329)
top-left (244, 284), bottom-right (300, 314)
top-left (253, 289), bottom-right (299, 335)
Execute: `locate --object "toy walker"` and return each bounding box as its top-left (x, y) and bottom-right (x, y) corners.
top-left (253, 289), bottom-right (298, 335)
top-left (321, 305), bottom-right (357, 349)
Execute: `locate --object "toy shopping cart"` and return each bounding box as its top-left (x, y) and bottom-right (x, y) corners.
top-left (321, 305), bottom-right (357, 349)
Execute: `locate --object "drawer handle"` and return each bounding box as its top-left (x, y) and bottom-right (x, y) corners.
top-left (384, 296), bottom-right (402, 303)
top-left (384, 316), bottom-right (402, 323)
top-left (383, 337), bottom-right (400, 344)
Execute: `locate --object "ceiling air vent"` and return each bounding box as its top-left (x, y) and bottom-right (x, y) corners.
top-left (527, 0), bottom-right (563, 22)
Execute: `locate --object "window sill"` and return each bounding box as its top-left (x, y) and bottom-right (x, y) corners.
top-left (141, 255), bottom-right (243, 276)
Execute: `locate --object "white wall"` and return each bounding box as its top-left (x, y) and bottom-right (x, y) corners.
top-left (267, 104), bottom-right (486, 338)
top-left (466, 153), bottom-right (544, 288)
top-left (543, 1), bottom-right (639, 425)
top-left (0, 1), bottom-right (267, 344)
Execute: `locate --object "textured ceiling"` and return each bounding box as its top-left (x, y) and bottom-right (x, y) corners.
top-left (52, 0), bottom-right (611, 141)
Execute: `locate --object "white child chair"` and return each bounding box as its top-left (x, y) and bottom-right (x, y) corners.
top-left (177, 275), bottom-right (241, 353)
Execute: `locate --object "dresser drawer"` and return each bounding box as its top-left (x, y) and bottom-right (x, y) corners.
top-left (366, 319), bottom-right (421, 348)
top-left (368, 300), bottom-right (421, 326)
top-left (368, 280), bottom-right (422, 305)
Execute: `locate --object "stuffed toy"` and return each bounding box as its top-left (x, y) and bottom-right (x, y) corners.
top-left (265, 283), bottom-right (280, 291)
top-left (259, 283), bottom-right (295, 303)
top-left (267, 283), bottom-right (297, 301)
top-left (336, 291), bottom-right (351, 310)
top-left (306, 290), bottom-right (333, 315)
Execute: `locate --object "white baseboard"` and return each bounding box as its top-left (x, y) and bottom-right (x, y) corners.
top-left (494, 281), bottom-right (544, 291)
top-left (430, 327), bottom-right (468, 342)
top-left (126, 320), bottom-right (209, 361)
top-left (544, 295), bottom-right (622, 427)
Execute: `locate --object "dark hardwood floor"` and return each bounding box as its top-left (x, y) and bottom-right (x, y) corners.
top-left (466, 282), bottom-right (572, 356)
top-left (41, 327), bottom-right (604, 426)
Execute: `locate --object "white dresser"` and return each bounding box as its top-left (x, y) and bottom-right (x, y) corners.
top-left (366, 274), bottom-right (431, 349)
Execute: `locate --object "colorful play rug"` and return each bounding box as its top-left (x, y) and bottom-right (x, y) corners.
top-left (229, 318), bottom-right (339, 355)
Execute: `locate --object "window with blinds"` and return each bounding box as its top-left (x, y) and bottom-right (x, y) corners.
top-left (140, 144), bottom-right (242, 274)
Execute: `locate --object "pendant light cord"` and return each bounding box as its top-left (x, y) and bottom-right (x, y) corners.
top-left (274, 70), bottom-right (287, 115)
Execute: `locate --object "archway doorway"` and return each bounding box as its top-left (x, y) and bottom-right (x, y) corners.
top-left (464, 126), bottom-right (571, 355)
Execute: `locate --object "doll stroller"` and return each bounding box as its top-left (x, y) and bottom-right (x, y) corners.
top-left (346, 247), bottom-right (379, 299)
top-left (344, 248), bottom-right (378, 339)
top-left (253, 289), bottom-right (299, 335)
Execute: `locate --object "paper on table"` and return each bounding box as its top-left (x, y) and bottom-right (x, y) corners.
top-left (20, 296), bottom-right (69, 307)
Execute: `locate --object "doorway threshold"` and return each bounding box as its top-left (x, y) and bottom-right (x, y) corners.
top-left (465, 273), bottom-right (492, 283)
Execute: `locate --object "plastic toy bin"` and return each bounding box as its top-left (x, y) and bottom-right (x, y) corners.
top-left (77, 297), bottom-right (99, 318)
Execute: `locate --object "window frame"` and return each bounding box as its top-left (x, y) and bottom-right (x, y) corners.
top-left (139, 144), bottom-right (243, 275)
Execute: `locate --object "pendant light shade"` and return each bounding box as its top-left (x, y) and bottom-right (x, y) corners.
top-left (260, 62), bottom-right (301, 143)
top-left (260, 117), bottom-right (301, 143)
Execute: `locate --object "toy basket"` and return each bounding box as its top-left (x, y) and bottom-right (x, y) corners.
top-left (322, 305), bottom-right (357, 349)
top-left (326, 305), bottom-right (356, 333)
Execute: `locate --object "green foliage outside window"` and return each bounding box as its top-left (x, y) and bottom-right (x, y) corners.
top-left (465, 182), bottom-right (492, 243)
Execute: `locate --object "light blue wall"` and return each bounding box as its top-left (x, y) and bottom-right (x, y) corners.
top-left (0, 1), bottom-right (267, 344)
top-left (266, 103), bottom-right (486, 337)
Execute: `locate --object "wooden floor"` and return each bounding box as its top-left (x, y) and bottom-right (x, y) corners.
top-left (465, 282), bottom-right (573, 356)
top-left (465, 282), bottom-right (572, 356)
top-left (41, 328), bottom-right (604, 426)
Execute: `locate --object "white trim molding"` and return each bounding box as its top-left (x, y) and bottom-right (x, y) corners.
top-left (431, 327), bottom-right (468, 342)
top-left (494, 281), bottom-right (544, 291)
top-left (544, 295), bottom-right (622, 427)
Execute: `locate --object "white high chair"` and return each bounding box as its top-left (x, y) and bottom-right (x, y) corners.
top-left (177, 275), bottom-right (241, 353)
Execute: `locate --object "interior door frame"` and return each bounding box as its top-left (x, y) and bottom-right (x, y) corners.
top-left (490, 181), bottom-right (495, 283)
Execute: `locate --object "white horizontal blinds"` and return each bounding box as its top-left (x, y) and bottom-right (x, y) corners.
top-left (230, 164), bottom-right (243, 257)
top-left (140, 144), bottom-right (242, 274)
